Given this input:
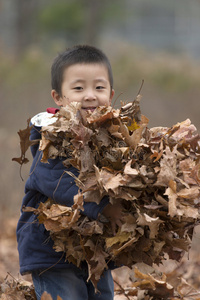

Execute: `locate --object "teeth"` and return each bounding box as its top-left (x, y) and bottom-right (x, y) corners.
top-left (82, 107), bottom-right (96, 110)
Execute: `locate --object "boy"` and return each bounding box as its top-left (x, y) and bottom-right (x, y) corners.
top-left (17, 45), bottom-right (122, 300)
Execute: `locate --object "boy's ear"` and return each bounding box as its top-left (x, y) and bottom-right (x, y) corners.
top-left (109, 89), bottom-right (115, 104)
top-left (51, 90), bottom-right (63, 106)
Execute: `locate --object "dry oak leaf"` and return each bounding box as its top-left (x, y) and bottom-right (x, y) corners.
top-left (83, 239), bottom-right (109, 291)
top-left (136, 212), bottom-right (163, 239)
top-left (105, 230), bottom-right (132, 249)
top-left (155, 146), bottom-right (177, 187)
top-left (0, 275), bottom-right (36, 300)
top-left (132, 267), bottom-right (174, 298)
top-left (165, 180), bottom-right (178, 218)
top-left (176, 278), bottom-right (200, 299)
top-left (12, 118), bottom-right (39, 166)
top-left (23, 201), bottom-right (81, 232)
top-left (41, 291), bottom-right (62, 300)
top-left (86, 106), bottom-right (118, 125)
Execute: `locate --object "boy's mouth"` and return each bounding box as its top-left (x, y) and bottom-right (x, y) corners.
top-left (81, 107), bottom-right (96, 112)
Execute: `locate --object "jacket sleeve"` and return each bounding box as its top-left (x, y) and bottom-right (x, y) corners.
top-left (25, 125), bottom-right (109, 220)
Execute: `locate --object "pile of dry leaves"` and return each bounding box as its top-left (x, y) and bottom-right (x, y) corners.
top-left (0, 273), bottom-right (36, 300)
top-left (13, 95), bottom-right (200, 298)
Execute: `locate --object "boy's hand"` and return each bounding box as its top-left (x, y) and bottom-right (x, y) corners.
top-left (101, 202), bottom-right (123, 235)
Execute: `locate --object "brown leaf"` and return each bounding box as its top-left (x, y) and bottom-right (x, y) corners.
top-left (0, 275), bottom-right (36, 300)
top-left (105, 230), bottom-right (132, 249)
top-left (84, 239), bottom-right (108, 291)
top-left (39, 134), bottom-right (52, 163)
top-left (79, 145), bottom-right (95, 172)
top-left (177, 186), bottom-right (200, 200)
top-left (165, 180), bottom-right (177, 217)
top-left (155, 147), bottom-right (177, 187)
top-left (137, 212), bottom-right (163, 239)
top-left (133, 267), bottom-right (174, 298)
top-left (124, 160), bottom-right (139, 177)
top-left (86, 106), bottom-right (117, 125)
top-left (128, 115), bottom-right (149, 148)
top-left (12, 118), bottom-right (39, 166)
top-left (177, 278), bottom-right (200, 298)
top-left (41, 292), bottom-right (53, 300)
top-left (179, 158), bottom-right (197, 185)
top-left (120, 95), bottom-right (142, 124)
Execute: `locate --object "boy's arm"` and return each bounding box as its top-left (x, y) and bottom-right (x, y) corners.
top-left (26, 120), bottom-right (109, 220)
top-left (26, 147), bottom-right (109, 220)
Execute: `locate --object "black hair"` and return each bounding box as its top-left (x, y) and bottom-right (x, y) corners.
top-left (51, 45), bottom-right (113, 96)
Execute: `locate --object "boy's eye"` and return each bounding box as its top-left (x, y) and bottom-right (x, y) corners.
top-left (96, 86), bottom-right (105, 90)
top-left (74, 87), bottom-right (83, 90)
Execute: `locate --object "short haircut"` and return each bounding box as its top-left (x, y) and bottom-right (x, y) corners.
top-left (51, 45), bottom-right (113, 96)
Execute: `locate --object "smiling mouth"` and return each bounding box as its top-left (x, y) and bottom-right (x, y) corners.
top-left (81, 107), bottom-right (96, 112)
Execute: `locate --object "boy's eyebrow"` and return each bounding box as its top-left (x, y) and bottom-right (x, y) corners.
top-left (95, 78), bottom-right (108, 84)
top-left (71, 79), bottom-right (85, 84)
top-left (71, 78), bottom-right (108, 84)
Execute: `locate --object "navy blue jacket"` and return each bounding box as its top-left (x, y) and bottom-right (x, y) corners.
top-left (16, 111), bottom-right (109, 275)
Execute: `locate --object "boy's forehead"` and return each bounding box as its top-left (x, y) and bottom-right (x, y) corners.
top-left (63, 63), bottom-right (109, 77)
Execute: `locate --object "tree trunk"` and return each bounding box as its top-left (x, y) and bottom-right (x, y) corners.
top-left (0, 0), bottom-right (39, 59)
top-left (15, 0), bottom-right (39, 58)
top-left (83, 0), bottom-right (106, 45)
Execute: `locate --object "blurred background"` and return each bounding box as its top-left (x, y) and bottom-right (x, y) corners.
top-left (1, 0), bottom-right (200, 218)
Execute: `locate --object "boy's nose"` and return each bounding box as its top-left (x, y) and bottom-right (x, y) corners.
top-left (84, 89), bottom-right (96, 101)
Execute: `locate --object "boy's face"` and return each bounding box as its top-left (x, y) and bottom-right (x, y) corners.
top-left (51, 63), bottom-right (114, 119)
